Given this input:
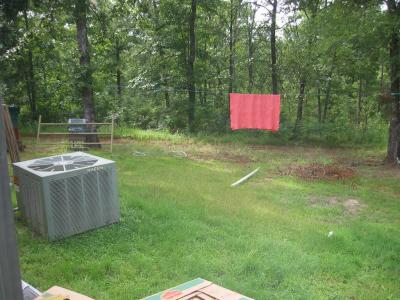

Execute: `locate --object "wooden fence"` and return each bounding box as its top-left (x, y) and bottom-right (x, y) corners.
top-left (36, 115), bottom-right (115, 152)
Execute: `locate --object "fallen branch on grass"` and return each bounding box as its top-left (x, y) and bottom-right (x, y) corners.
top-left (231, 167), bottom-right (260, 187)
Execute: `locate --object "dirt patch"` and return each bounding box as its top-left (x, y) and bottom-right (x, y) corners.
top-left (327, 197), bottom-right (339, 205)
top-left (279, 163), bottom-right (355, 180)
top-left (310, 196), bottom-right (365, 216)
top-left (190, 151), bottom-right (254, 164)
top-left (310, 196), bottom-right (339, 207)
top-left (125, 140), bottom-right (256, 164)
top-left (333, 156), bottom-right (400, 179)
top-left (335, 157), bottom-right (384, 167)
top-left (343, 199), bottom-right (362, 215)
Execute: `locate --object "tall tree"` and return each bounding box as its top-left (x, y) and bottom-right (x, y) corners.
top-left (294, 79), bottom-right (306, 131)
top-left (270, 0), bottom-right (279, 94)
top-left (228, 0), bottom-right (238, 94)
top-left (74, 0), bottom-right (99, 145)
top-left (293, 0), bottom-right (320, 133)
top-left (115, 37), bottom-right (122, 101)
top-left (151, 0), bottom-right (170, 108)
top-left (356, 78), bottom-right (363, 125)
top-left (23, 2), bottom-right (37, 120)
top-left (247, 3), bottom-right (257, 93)
top-left (187, 0), bottom-right (197, 132)
top-left (385, 0), bottom-right (400, 164)
top-left (322, 53), bottom-right (335, 123)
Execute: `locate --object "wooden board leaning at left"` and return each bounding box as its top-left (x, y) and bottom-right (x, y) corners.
top-left (0, 96), bottom-right (23, 300)
top-left (2, 104), bottom-right (20, 163)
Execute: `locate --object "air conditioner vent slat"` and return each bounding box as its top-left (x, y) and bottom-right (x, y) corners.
top-left (84, 172), bottom-right (102, 229)
top-left (67, 176), bottom-right (87, 234)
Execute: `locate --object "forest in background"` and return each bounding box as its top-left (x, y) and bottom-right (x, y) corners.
top-left (1, 0), bottom-right (399, 163)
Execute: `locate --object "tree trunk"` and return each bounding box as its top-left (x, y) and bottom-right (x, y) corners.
top-left (158, 49), bottom-right (170, 109)
top-left (322, 84), bottom-right (331, 123)
top-left (228, 0), bottom-right (236, 94)
top-left (386, 0), bottom-right (400, 164)
top-left (380, 61), bottom-right (385, 92)
top-left (116, 38), bottom-right (122, 103)
top-left (27, 50), bottom-right (37, 119)
top-left (387, 118), bottom-right (400, 164)
top-left (216, 63), bottom-right (223, 107)
top-left (357, 79), bottom-right (362, 126)
top-left (317, 87), bottom-right (322, 123)
top-left (247, 5), bottom-right (256, 93)
top-left (201, 80), bottom-right (207, 106)
top-left (23, 8), bottom-right (37, 120)
top-left (227, 0), bottom-right (239, 128)
top-left (270, 0), bottom-right (278, 94)
top-left (152, 1), bottom-right (170, 109)
top-left (378, 62), bottom-right (385, 112)
top-left (42, 64), bottom-right (48, 101)
top-left (187, 0), bottom-right (197, 132)
top-left (322, 63), bottom-right (334, 123)
top-left (163, 78), bottom-right (170, 108)
top-left (75, 0), bottom-right (99, 147)
top-left (294, 79), bottom-right (306, 133)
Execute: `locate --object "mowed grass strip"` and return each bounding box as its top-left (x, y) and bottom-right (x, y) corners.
top-left (16, 141), bottom-right (400, 299)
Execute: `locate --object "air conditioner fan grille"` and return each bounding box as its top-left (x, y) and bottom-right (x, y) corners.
top-left (28, 155), bottom-right (98, 172)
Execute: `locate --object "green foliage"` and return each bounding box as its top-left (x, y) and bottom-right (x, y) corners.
top-left (0, 0), bottom-right (393, 145)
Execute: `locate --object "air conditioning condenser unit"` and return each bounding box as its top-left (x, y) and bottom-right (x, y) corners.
top-left (13, 152), bottom-right (120, 241)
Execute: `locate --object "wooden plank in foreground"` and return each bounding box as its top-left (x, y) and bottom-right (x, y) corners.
top-left (0, 96), bottom-right (23, 300)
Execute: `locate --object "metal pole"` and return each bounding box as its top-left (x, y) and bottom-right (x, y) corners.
top-left (0, 95), bottom-right (23, 300)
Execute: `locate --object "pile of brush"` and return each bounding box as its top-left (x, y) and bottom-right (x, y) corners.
top-left (279, 162), bottom-right (355, 180)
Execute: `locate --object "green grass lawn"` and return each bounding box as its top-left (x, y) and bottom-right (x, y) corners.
top-left (15, 136), bottom-right (400, 299)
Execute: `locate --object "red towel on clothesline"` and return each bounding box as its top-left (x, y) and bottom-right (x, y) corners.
top-left (229, 93), bottom-right (280, 131)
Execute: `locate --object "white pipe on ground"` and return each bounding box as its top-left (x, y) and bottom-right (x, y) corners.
top-left (231, 167), bottom-right (260, 187)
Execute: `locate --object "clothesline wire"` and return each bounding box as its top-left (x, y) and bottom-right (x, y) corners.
top-left (102, 84), bottom-right (398, 98)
